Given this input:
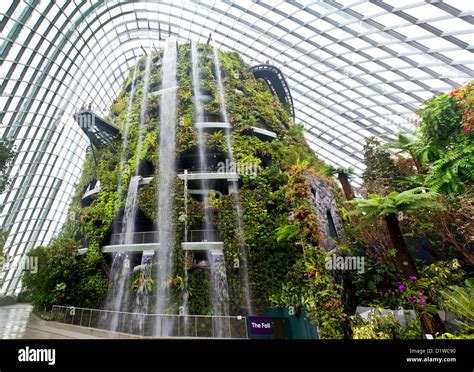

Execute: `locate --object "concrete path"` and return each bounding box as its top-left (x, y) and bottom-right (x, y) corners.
top-left (0, 304), bottom-right (106, 339)
top-left (0, 303), bottom-right (32, 339)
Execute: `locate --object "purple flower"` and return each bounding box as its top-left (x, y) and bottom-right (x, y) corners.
top-left (409, 276), bottom-right (417, 282)
top-left (419, 298), bottom-right (427, 307)
top-left (398, 284), bottom-right (406, 292)
top-left (407, 296), bottom-right (416, 303)
top-left (417, 291), bottom-right (424, 296)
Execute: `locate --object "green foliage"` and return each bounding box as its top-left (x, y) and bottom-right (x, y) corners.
top-left (137, 182), bottom-right (156, 221)
top-left (22, 43), bottom-right (351, 333)
top-left (393, 81), bottom-right (474, 195)
top-left (437, 278), bottom-right (474, 339)
top-left (350, 310), bottom-right (422, 339)
top-left (424, 142), bottom-right (474, 194)
top-left (352, 246), bottom-right (402, 308)
top-left (350, 187), bottom-right (444, 220)
top-left (275, 224), bottom-right (300, 243)
top-left (438, 279), bottom-right (474, 322)
top-left (22, 233), bottom-right (107, 310)
top-left (21, 246), bottom-right (51, 309)
top-left (269, 248), bottom-right (346, 339)
top-left (362, 137), bottom-right (404, 195)
top-left (325, 165), bottom-right (355, 179)
top-left (418, 93), bottom-right (463, 150)
top-left (438, 324), bottom-right (474, 339)
top-left (454, 80), bottom-right (474, 134)
top-left (0, 139), bottom-right (15, 193)
top-left (420, 259), bottom-right (465, 288)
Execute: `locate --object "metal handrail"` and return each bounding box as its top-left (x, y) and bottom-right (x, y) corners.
top-left (200, 115), bottom-right (225, 122)
top-left (108, 230), bottom-right (222, 245)
top-left (186, 229), bottom-right (222, 242)
top-left (250, 64), bottom-right (295, 121)
top-left (110, 231), bottom-right (158, 245)
top-left (51, 305), bottom-right (248, 339)
top-left (176, 167), bottom-right (236, 174)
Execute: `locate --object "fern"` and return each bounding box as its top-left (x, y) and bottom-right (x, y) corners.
top-left (276, 224), bottom-right (300, 242)
top-left (438, 279), bottom-right (474, 322)
top-left (424, 143), bottom-right (474, 195)
top-left (326, 165), bottom-right (355, 179)
top-left (350, 187), bottom-right (444, 219)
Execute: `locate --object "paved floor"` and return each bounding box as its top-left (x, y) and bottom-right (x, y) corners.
top-left (0, 304), bottom-right (101, 339)
top-left (0, 303), bottom-right (32, 339)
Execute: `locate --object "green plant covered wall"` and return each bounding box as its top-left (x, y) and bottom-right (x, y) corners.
top-left (22, 43), bottom-right (348, 338)
top-left (21, 40), bottom-right (473, 340)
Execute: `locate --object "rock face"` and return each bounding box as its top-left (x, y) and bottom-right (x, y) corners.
top-left (307, 175), bottom-right (355, 314)
top-left (307, 175), bottom-right (346, 252)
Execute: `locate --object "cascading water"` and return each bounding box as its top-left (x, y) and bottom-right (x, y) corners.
top-left (100, 41), bottom-right (250, 337)
top-left (154, 38), bottom-right (178, 336)
top-left (130, 250), bottom-right (153, 335)
top-left (212, 43), bottom-right (253, 315)
top-left (127, 50), bottom-right (157, 335)
top-left (116, 61), bottom-right (139, 203)
top-left (102, 52), bottom-right (152, 333)
top-left (208, 250), bottom-right (231, 337)
top-left (104, 176), bottom-right (140, 332)
top-left (191, 41), bottom-right (213, 236)
top-left (192, 41), bottom-right (231, 337)
top-left (181, 171), bottom-right (190, 336)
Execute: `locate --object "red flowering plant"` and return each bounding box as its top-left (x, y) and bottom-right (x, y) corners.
top-left (450, 81), bottom-right (474, 135)
top-left (269, 248), bottom-right (346, 339)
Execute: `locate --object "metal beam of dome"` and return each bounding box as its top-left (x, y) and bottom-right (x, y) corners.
top-left (1, 0), bottom-right (472, 295)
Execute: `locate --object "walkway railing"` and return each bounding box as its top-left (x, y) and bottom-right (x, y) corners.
top-left (176, 166), bottom-right (227, 173)
top-left (110, 231), bottom-right (158, 245)
top-left (51, 305), bottom-right (248, 339)
top-left (185, 229), bottom-right (222, 242)
top-left (108, 230), bottom-right (221, 245)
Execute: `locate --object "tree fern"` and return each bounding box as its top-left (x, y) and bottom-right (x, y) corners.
top-left (350, 187), bottom-right (444, 219)
top-left (326, 165), bottom-right (355, 179)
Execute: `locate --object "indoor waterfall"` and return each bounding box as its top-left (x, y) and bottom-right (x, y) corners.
top-left (192, 41), bottom-right (231, 337)
top-left (154, 37), bottom-right (178, 336)
top-left (212, 44), bottom-right (253, 315)
top-left (101, 51), bottom-right (152, 332)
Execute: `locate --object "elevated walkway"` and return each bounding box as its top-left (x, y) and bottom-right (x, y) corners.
top-left (178, 171), bottom-right (239, 181)
top-left (73, 110), bottom-right (120, 147)
top-left (97, 230), bottom-right (223, 254)
top-left (81, 180), bottom-right (100, 207)
top-left (249, 126), bottom-right (277, 141)
top-left (250, 64), bottom-right (295, 121)
top-left (195, 122), bottom-right (232, 131)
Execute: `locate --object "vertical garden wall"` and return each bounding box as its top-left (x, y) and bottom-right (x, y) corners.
top-left (21, 43), bottom-right (348, 337)
top-left (21, 43), bottom-right (473, 339)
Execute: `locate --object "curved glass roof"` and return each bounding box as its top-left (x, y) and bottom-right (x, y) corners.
top-left (0, 0), bottom-right (473, 294)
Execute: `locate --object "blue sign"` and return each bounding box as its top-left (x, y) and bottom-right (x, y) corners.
top-left (248, 316), bottom-right (273, 335)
